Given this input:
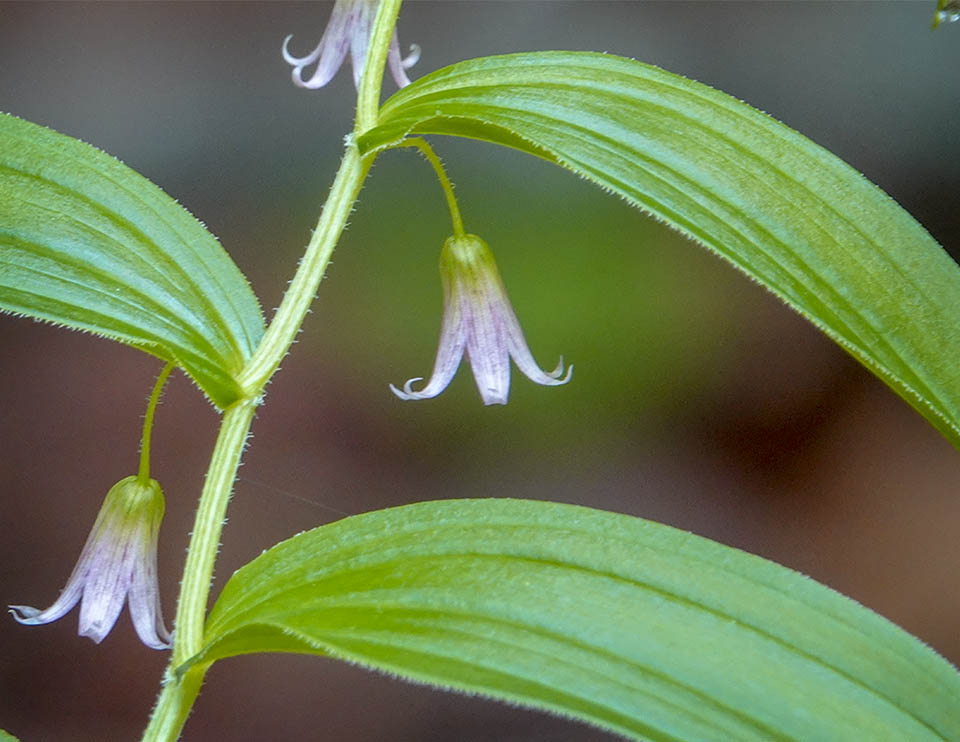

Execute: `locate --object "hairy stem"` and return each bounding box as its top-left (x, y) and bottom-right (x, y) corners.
top-left (140, 666), bottom-right (206, 742)
top-left (139, 397), bottom-right (256, 742)
top-left (137, 363), bottom-right (174, 485)
top-left (141, 3), bottom-right (398, 736)
top-left (355, 0), bottom-right (404, 134)
top-left (236, 144), bottom-right (371, 393)
top-left (393, 138), bottom-right (465, 237)
top-left (169, 400), bottom-right (258, 667)
top-left (141, 115), bottom-right (376, 742)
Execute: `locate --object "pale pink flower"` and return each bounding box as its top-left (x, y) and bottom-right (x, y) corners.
top-left (283, 0), bottom-right (420, 90)
top-left (392, 234), bottom-right (572, 405)
top-left (10, 476), bottom-right (170, 650)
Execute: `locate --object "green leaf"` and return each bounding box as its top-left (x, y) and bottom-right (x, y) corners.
top-left (189, 499), bottom-right (960, 741)
top-left (0, 114), bottom-right (264, 408)
top-left (0, 731), bottom-right (18, 742)
top-left (359, 52), bottom-right (960, 448)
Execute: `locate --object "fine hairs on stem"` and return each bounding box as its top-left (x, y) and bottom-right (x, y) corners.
top-left (141, 4), bottom-right (402, 739)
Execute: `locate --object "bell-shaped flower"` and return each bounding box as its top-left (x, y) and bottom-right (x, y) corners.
top-left (391, 234), bottom-right (572, 405)
top-left (9, 476), bottom-right (170, 650)
top-left (282, 0), bottom-right (420, 90)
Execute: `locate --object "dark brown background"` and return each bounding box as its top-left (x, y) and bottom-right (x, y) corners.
top-left (2, 2), bottom-right (959, 740)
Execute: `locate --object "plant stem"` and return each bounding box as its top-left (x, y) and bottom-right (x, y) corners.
top-left (355, 0), bottom-right (404, 134)
top-left (140, 397), bottom-right (256, 742)
top-left (239, 0), bottom-right (399, 392)
top-left (140, 666), bottom-right (206, 742)
top-left (141, 118), bottom-right (376, 742)
top-left (142, 3), bottom-right (400, 737)
top-left (170, 400), bottom-right (258, 667)
top-left (394, 138), bottom-right (465, 237)
top-left (169, 141), bottom-right (374, 668)
top-left (236, 144), bottom-right (371, 393)
top-left (138, 364), bottom-right (174, 485)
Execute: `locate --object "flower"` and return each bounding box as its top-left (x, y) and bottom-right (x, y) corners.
top-left (391, 234), bottom-right (572, 405)
top-left (9, 476), bottom-right (170, 650)
top-left (282, 0), bottom-right (420, 90)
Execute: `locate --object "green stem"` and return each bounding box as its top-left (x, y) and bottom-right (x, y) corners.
top-left (140, 398), bottom-right (256, 741)
top-left (394, 139), bottom-right (465, 237)
top-left (138, 364), bottom-right (174, 485)
top-left (170, 400), bottom-right (258, 667)
top-left (355, 0), bottom-right (404, 134)
top-left (142, 97), bottom-right (376, 742)
top-left (141, 667), bottom-right (205, 742)
top-left (160, 146), bottom-right (376, 657)
top-left (142, 3), bottom-right (400, 737)
top-left (236, 144), bottom-right (371, 392)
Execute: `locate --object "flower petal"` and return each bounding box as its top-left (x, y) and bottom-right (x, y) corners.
top-left (8, 588), bottom-right (82, 626)
top-left (387, 34), bottom-right (417, 88)
top-left (126, 502), bottom-right (171, 650)
top-left (77, 528), bottom-right (133, 644)
top-left (463, 280), bottom-right (512, 405)
top-left (502, 300), bottom-right (573, 387)
top-left (347, 1), bottom-right (375, 88)
top-left (282, 0), bottom-right (354, 90)
top-left (391, 297), bottom-right (467, 400)
top-left (8, 501), bottom-right (112, 626)
top-left (127, 561), bottom-right (171, 650)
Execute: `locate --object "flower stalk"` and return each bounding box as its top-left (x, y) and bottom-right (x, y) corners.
top-left (395, 138), bottom-right (465, 238)
top-left (139, 364), bottom-right (174, 485)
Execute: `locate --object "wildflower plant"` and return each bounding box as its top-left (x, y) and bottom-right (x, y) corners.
top-left (2, 2), bottom-right (960, 741)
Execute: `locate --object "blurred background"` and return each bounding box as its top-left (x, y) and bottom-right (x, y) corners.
top-left (1, 2), bottom-right (959, 740)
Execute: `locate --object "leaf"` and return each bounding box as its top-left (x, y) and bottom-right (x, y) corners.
top-left (188, 499), bottom-right (960, 741)
top-left (0, 731), bottom-right (17, 742)
top-left (0, 114), bottom-right (264, 408)
top-left (359, 52), bottom-right (960, 448)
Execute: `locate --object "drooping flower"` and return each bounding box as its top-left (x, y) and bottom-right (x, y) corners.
top-left (282, 0), bottom-right (420, 90)
top-left (9, 476), bottom-right (170, 650)
top-left (391, 234), bottom-right (572, 405)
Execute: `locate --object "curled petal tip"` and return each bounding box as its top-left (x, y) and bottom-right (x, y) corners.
top-left (8, 605), bottom-right (41, 623)
top-left (129, 610), bottom-right (172, 650)
top-left (290, 67), bottom-right (320, 90)
top-left (403, 43), bottom-right (421, 69)
top-left (281, 34), bottom-right (296, 63)
top-left (141, 635), bottom-right (172, 651)
top-left (389, 378), bottom-right (425, 401)
top-left (282, 34), bottom-right (318, 66)
top-left (402, 376), bottom-right (425, 394)
top-left (549, 359), bottom-right (573, 383)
